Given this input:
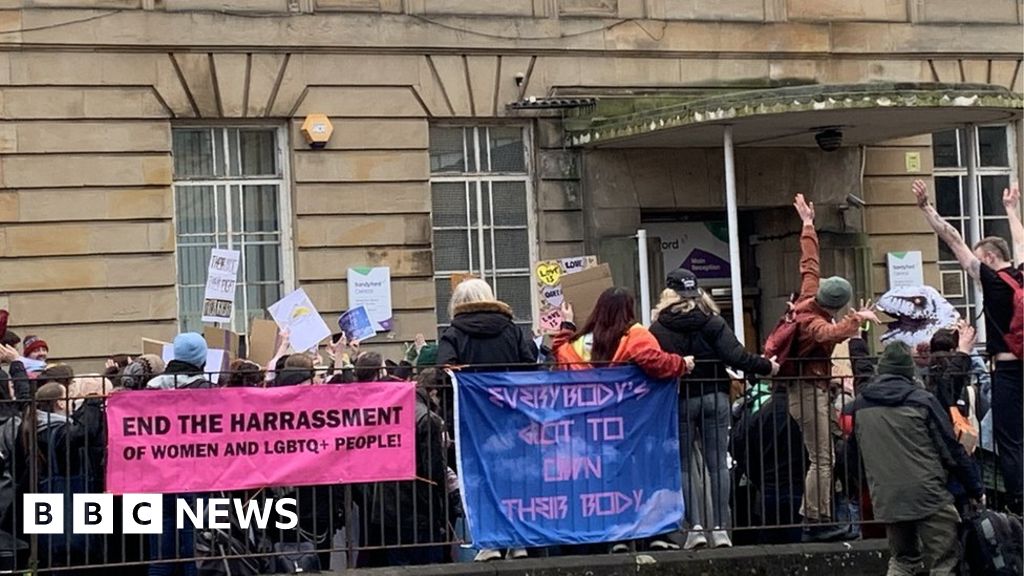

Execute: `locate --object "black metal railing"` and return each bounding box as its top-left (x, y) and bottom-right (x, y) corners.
top-left (0, 356), bottom-right (1009, 573)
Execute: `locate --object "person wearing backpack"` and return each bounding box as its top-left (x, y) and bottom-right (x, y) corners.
top-left (846, 342), bottom-right (984, 576)
top-left (913, 180), bottom-right (1024, 514)
top-left (780, 194), bottom-right (881, 542)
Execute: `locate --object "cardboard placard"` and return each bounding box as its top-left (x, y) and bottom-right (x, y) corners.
top-left (141, 338), bottom-right (170, 358)
top-left (247, 319), bottom-right (280, 368)
top-left (204, 326), bottom-right (240, 360)
top-left (559, 264), bottom-right (614, 329)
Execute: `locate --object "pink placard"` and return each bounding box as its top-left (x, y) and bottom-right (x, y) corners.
top-left (105, 382), bottom-right (416, 494)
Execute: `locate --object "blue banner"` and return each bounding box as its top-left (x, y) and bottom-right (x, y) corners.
top-left (454, 366), bottom-right (683, 549)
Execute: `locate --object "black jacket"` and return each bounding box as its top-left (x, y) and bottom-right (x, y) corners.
top-left (731, 390), bottom-right (807, 493)
top-left (926, 351), bottom-right (972, 415)
top-left (0, 362), bottom-right (32, 420)
top-left (366, 388), bottom-right (448, 546)
top-left (845, 373), bottom-right (982, 522)
top-left (651, 308), bottom-right (772, 396)
top-left (437, 301), bottom-right (537, 369)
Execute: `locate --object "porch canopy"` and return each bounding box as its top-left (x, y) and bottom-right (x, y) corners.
top-left (564, 83), bottom-right (1024, 342)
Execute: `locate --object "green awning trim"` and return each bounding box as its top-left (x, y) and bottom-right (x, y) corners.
top-left (567, 83), bottom-right (1024, 147)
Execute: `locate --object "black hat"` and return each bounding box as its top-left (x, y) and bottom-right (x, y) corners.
top-left (666, 268), bottom-right (700, 298)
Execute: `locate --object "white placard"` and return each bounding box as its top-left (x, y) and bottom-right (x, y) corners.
top-left (347, 267), bottom-right (393, 332)
top-left (886, 251), bottom-right (924, 289)
top-left (201, 249), bottom-right (241, 324)
top-left (267, 288), bottom-right (331, 353)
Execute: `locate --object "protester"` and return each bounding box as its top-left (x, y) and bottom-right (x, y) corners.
top-left (147, 333), bottom-right (211, 390)
top-left (437, 278), bottom-right (537, 370)
top-left (353, 351), bottom-right (386, 382)
top-left (650, 271), bottom-right (778, 550)
top-left (21, 336), bottom-right (48, 362)
top-left (913, 179), bottom-right (1023, 513)
top-left (925, 324), bottom-right (976, 416)
top-left (360, 369), bottom-right (449, 567)
top-left (555, 287), bottom-right (695, 380)
top-left (118, 355), bottom-right (166, 391)
top-left (782, 194), bottom-right (880, 542)
top-left (224, 359), bottom-right (264, 387)
top-left (846, 342), bottom-right (983, 576)
top-left (437, 279), bottom-right (536, 562)
top-left (0, 345), bottom-right (30, 420)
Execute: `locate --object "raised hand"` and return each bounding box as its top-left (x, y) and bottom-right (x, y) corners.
top-left (1004, 183), bottom-right (1020, 213)
top-left (560, 301), bottom-right (575, 324)
top-left (794, 194), bottom-right (815, 224)
top-left (855, 299), bottom-right (881, 325)
top-left (912, 179), bottom-right (930, 209)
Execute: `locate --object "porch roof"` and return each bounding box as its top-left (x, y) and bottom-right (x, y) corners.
top-left (565, 83), bottom-right (1023, 148)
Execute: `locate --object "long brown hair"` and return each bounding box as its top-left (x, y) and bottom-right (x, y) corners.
top-left (572, 287), bottom-right (636, 363)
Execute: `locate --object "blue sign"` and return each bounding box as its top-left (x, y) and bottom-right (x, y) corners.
top-left (454, 366), bottom-right (683, 549)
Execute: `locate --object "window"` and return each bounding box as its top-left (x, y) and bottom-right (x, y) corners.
top-left (429, 126), bottom-right (535, 330)
top-left (172, 127), bottom-right (292, 333)
top-left (932, 125), bottom-right (1017, 324)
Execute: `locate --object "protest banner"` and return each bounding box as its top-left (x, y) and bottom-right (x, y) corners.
top-left (348, 267), bottom-right (393, 331)
top-left (338, 305), bottom-right (376, 342)
top-left (202, 249), bottom-right (241, 324)
top-left (454, 366), bottom-right (682, 548)
top-left (533, 256), bottom-right (599, 334)
top-left (106, 382), bottom-right (416, 494)
top-left (268, 288), bottom-right (331, 353)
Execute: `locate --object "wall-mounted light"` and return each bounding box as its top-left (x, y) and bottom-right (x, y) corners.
top-left (301, 114), bottom-right (333, 149)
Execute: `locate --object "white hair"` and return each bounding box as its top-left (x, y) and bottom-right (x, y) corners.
top-left (449, 278), bottom-right (496, 317)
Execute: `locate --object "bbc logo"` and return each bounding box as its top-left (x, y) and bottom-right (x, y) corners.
top-left (25, 494), bottom-right (163, 535)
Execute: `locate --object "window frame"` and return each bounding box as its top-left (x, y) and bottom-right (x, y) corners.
top-left (932, 124), bottom-right (1018, 327)
top-left (170, 124), bottom-right (296, 334)
top-left (429, 124), bottom-right (539, 330)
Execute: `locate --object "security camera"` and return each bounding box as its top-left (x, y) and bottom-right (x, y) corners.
top-left (846, 193), bottom-right (866, 208)
top-left (815, 128), bottom-right (843, 152)
top-left (514, 73), bottom-right (525, 87)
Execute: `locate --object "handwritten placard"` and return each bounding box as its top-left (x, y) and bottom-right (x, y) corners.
top-left (202, 249), bottom-right (241, 324)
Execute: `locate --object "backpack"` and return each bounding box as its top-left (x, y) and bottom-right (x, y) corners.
top-left (960, 508), bottom-right (1024, 575)
top-left (950, 385), bottom-right (980, 455)
top-left (764, 295), bottom-right (801, 369)
top-left (994, 270), bottom-right (1024, 359)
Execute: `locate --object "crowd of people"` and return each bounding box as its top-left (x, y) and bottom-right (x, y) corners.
top-left (0, 181), bottom-right (1019, 575)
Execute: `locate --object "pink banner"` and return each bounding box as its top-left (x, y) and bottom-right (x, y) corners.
top-left (105, 382), bottom-right (416, 494)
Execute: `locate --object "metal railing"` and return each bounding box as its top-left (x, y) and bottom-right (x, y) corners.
top-left (0, 356), bottom-right (1011, 573)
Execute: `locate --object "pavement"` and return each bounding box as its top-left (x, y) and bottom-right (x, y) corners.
top-left (310, 540), bottom-right (891, 576)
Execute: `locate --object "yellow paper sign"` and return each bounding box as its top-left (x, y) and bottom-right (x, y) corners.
top-left (536, 262), bottom-right (562, 287)
top-left (905, 152), bottom-right (921, 173)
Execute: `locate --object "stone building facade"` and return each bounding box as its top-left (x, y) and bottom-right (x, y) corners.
top-left (0, 1), bottom-right (1021, 368)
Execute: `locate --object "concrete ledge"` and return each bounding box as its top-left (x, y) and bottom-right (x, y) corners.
top-left (320, 540), bottom-right (890, 576)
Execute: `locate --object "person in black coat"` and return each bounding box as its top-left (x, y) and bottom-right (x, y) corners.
top-left (436, 279), bottom-right (537, 371)
top-left (649, 269), bottom-right (778, 550)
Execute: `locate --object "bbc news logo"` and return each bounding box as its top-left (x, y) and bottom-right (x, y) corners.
top-left (24, 494), bottom-right (298, 534)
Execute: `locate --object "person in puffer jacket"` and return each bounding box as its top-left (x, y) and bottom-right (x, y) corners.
top-left (650, 269), bottom-right (778, 550)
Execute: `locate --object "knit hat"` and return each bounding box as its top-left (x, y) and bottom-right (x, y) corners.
top-left (816, 276), bottom-right (853, 310)
top-left (138, 354), bottom-right (166, 376)
top-left (878, 342), bottom-right (916, 380)
top-left (173, 333), bottom-right (208, 368)
top-left (22, 335), bottom-right (48, 358)
top-left (666, 268), bottom-right (701, 298)
top-left (416, 343), bottom-right (439, 368)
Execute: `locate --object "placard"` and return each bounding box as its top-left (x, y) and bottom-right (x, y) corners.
top-left (202, 249), bottom-right (241, 324)
top-left (338, 305), bottom-right (376, 342)
top-left (348, 267), bottom-right (393, 332)
top-left (534, 256), bottom-right (599, 334)
top-left (560, 264), bottom-right (615, 329)
top-left (267, 288), bottom-right (331, 353)
top-left (247, 319), bottom-right (280, 367)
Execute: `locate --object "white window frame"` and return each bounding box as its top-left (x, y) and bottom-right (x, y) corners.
top-left (933, 124), bottom-right (1018, 329)
top-left (171, 124), bottom-right (296, 334)
top-left (429, 124), bottom-right (539, 329)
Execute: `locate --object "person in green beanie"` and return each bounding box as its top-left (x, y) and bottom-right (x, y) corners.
top-left (845, 342), bottom-right (982, 576)
top-left (780, 194), bottom-right (881, 543)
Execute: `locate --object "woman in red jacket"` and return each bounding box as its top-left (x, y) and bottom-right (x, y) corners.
top-left (553, 287), bottom-right (694, 378)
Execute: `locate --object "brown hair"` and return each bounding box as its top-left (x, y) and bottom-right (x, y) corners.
top-left (974, 236), bottom-right (1011, 263)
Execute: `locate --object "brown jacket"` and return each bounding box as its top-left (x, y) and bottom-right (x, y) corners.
top-left (781, 225), bottom-right (862, 386)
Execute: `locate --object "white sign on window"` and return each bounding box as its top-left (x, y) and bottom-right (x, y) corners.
top-left (886, 251), bottom-right (924, 289)
top-left (201, 249), bottom-right (240, 324)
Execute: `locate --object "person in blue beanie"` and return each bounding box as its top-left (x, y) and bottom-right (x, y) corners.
top-left (147, 333), bottom-right (211, 390)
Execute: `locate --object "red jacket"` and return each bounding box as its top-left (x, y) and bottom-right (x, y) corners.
top-left (552, 323), bottom-right (688, 380)
top-left (780, 225), bottom-right (861, 385)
